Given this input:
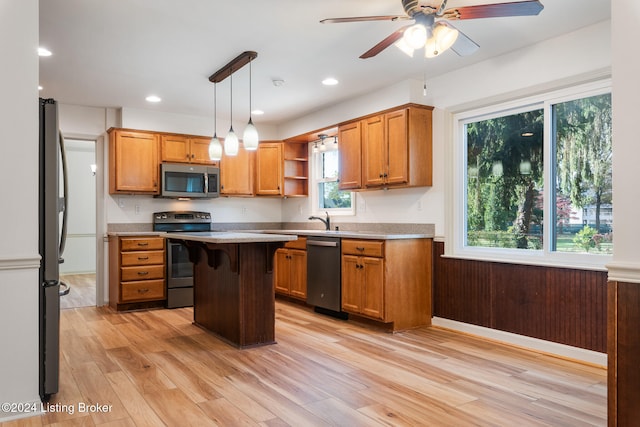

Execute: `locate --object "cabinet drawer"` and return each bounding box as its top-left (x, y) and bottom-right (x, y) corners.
top-left (121, 237), bottom-right (164, 251)
top-left (342, 239), bottom-right (384, 257)
top-left (121, 265), bottom-right (165, 281)
top-left (121, 279), bottom-right (165, 302)
top-left (121, 250), bottom-right (165, 266)
top-left (284, 236), bottom-right (307, 250)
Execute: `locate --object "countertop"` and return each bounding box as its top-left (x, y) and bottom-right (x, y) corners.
top-left (106, 229), bottom-right (433, 240)
top-left (257, 229), bottom-right (432, 240)
top-left (159, 231), bottom-right (298, 244)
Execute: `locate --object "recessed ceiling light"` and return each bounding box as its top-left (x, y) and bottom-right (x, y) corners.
top-left (38, 47), bottom-right (52, 57)
top-left (145, 95), bottom-right (161, 103)
top-left (322, 77), bottom-right (339, 86)
top-left (252, 109), bottom-right (264, 116)
top-left (38, 85), bottom-right (43, 91)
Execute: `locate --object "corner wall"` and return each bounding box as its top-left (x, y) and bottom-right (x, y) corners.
top-left (0, 0), bottom-right (41, 420)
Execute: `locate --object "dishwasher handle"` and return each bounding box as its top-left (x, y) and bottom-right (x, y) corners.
top-left (307, 240), bottom-right (339, 247)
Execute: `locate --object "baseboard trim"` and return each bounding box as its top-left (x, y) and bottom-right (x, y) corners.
top-left (432, 317), bottom-right (607, 367)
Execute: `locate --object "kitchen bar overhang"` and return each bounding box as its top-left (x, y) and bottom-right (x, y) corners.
top-left (161, 231), bottom-right (297, 348)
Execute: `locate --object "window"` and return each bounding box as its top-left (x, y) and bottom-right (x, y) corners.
top-left (311, 141), bottom-right (353, 215)
top-left (453, 81), bottom-right (612, 267)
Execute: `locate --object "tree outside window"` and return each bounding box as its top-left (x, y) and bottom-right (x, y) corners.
top-left (312, 145), bottom-right (352, 213)
top-left (464, 91), bottom-right (612, 255)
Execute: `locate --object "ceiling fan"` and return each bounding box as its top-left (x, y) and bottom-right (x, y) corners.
top-left (320, 0), bottom-right (544, 59)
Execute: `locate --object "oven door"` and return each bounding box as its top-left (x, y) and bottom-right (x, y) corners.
top-left (167, 241), bottom-right (193, 288)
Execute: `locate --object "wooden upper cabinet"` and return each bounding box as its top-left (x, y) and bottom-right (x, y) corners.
top-left (220, 142), bottom-right (255, 196)
top-left (339, 104), bottom-right (432, 191)
top-left (384, 109), bottom-right (410, 186)
top-left (337, 120), bottom-right (362, 190)
top-left (362, 114), bottom-right (387, 187)
top-left (109, 129), bottom-right (160, 194)
top-left (161, 134), bottom-right (218, 165)
top-left (255, 142), bottom-right (284, 196)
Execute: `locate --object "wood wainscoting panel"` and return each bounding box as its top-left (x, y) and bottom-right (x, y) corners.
top-left (433, 241), bottom-right (607, 353)
top-left (608, 280), bottom-right (640, 425)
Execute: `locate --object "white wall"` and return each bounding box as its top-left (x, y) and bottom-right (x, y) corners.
top-left (0, 0), bottom-right (41, 420)
top-left (60, 139), bottom-right (96, 274)
top-left (608, 0), bottom-right (640, 282)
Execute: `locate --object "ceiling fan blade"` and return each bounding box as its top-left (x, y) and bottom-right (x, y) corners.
top-left (443, 0), bottom-right (544, 20)
top-left (448, 23), bottom-right (480, 57)
top-left (359, 25), bottom-right (411, 59)
top-left (320, 15), bottom-right (409, 24)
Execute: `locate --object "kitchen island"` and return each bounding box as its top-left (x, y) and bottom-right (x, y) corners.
top-left (163, 231), bottom-right (297, 348)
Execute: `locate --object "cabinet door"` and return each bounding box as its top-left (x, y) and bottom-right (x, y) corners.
top-left (361, 256), bottom-right (384, 320)
top-left (385, 109), bottom-right (409, 185)
top-left (110, 130), bottom-right (159, 194)
top-left (189, 137), bottom-right (218, 165)
top-left (220, 143), bottom-right (254, 195)
top-left (161, 134), bottom-right (191, 163)
top-left (255, 142), bottom-right (283, 196)
top-left (341, 255), bottom-right (362, 313)
top-left (274, 249), bottom-right (290, 295)
top-left (362, 114), bottom-right (387, 187)
top-left (338, 121), bottom-right (362, 190)
top-left (289, 249), bottom-right (307, 299)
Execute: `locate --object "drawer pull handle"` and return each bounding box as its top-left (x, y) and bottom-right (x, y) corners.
top-left (138, 288), bottom-right (149, 294)
top-left (356, 247), bottom-right (365, 251)
top-left (137, 242), bottom-right (149, 246)
top-left (137, 271), bottom-right (149, 276)
top-left (138, 256), bottom-right (149, 260)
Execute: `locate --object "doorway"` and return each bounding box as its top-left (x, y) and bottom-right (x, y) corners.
top-left (60, 138), bottom-right (97, 309)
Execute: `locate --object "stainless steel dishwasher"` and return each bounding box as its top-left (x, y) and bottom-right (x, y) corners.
top-left (306, 236), bottom-right (347, 318)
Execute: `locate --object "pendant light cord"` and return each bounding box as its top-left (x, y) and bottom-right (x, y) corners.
top-left (229, 68), bottom-right (233, 130)
top-left (213, 83), bottom-right (217, 135)
top-left (249, 59), bottom-right (252, 118)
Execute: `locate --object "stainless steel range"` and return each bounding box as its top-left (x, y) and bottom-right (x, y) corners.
top-left (153, 211), bottom-right (212, 308)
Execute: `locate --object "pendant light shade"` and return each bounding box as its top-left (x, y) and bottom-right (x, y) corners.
top-left (243, 118), bottom-right (259, 150)
top-left (209, 135), bottom-right (222, 160)
top-left (225, 128), bottom-right (239, 156)
top-left (209, 82), bottom-right (223, 161)
top-left (243, 58), bottom-right (259, 150)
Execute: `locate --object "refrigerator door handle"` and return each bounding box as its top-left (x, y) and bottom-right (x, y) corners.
top-left (59, 281), bottom-right (70, 297)
top-left (58, 132), bottom-right (68, 258)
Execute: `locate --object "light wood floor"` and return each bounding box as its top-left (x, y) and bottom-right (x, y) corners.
top-left (2, 301), bottom-right (606, 426)
top-left (60, 273), bottom-right (96, 309)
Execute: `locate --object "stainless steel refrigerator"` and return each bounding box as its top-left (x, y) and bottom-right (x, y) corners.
top-left (39, 98), bottom-right (69, 401)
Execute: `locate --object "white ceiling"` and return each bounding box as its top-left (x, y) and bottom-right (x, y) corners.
top-left (38, 0), bottom-right (610, 127)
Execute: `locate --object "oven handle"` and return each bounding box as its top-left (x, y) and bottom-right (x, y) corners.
top-left (204, 172), bottom-right (208, 194)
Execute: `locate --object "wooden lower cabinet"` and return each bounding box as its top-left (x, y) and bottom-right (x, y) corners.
top-left (109, 235), bottom-right (166, 311)
top-left (341, 238), bottom-right (432, 331)
top-left (274, 237), bottom-right (307, 300)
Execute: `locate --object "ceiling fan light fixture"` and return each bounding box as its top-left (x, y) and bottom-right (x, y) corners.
top-left (425, 22), bottom-right (459, 58)
top-left (394, 37), bottom-right (415, 57)
top-left (403, 23), bottom-right (427, 49)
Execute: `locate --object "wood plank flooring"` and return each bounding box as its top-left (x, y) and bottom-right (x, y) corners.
top-left (60, 273), bottom-right (96, 309)
top-left (2, 301), bottom-right (606, 426)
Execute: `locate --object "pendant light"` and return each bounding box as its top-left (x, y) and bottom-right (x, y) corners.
top-left (225, 68), bottom-right (239, 156)
top-left (208, 82), bottom-right (223, 161)
top-left (243, 57), bottom-right (259, 150)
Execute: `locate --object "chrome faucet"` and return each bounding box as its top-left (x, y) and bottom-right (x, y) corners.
top-left (308, 211), bottom-right (331, 231)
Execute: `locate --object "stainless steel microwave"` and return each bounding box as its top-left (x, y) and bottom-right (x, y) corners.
top-left (160, 163), bottom-right (220, 198)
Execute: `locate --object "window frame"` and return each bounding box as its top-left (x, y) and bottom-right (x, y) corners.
top-left (309, 142), bottom-right (355, 217)
top-left (449, 79), bottom-right (612, 270)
